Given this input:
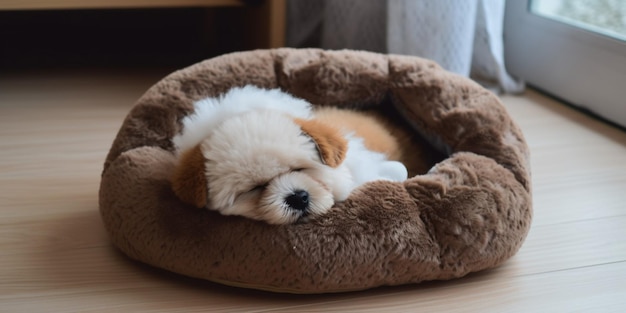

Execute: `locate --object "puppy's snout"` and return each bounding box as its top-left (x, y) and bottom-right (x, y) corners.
top-left (285, 190), bottom-right (309, 211)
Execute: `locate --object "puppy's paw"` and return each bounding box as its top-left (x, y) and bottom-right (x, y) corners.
top-left (379, 161), bottom-right (408, 182)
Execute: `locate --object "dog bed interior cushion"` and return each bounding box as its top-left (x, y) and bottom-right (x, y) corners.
top-left (99, 48), bottom-right (531, 294)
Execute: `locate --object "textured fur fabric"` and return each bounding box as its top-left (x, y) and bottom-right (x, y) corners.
top-left (99, 48), bottom-right (531, 293)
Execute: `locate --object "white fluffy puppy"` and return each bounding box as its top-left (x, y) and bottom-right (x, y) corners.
top-left (171, 85), bottom-right (407, 224)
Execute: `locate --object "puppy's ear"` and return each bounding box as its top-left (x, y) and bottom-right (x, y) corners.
top-left (171, 145), bottom-right (208, 208)
top-left (295, 118), bottom-right (348, 168)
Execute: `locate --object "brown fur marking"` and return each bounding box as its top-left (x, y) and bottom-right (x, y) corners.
top-left (295, 118), bottom-right (348, 168)
top-left (171, 145), bottom-right (208, 208)
top-left (312, 107), bottom-right (403, 160)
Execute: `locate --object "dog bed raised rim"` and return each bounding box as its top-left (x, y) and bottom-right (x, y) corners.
top-left (99, 48), bottom-right (531, 294)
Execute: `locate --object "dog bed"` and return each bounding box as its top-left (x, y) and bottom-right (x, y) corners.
top-left (99, 48), bottom-right (531, 294)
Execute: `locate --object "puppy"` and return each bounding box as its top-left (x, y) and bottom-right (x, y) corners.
top-left (171, 86), bottom-right (408, 224)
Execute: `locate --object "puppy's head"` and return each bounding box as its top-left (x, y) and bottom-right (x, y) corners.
top-left (171, 109), bottom-right (352, 224)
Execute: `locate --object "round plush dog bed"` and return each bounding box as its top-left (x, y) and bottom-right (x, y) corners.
top-left (99, 48), bottom-right (531, 293)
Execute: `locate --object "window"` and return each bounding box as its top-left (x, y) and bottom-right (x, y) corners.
top-left (504, 0), bottom-right (626, 128)
top-left (532, 0), bottom-right (626, 41)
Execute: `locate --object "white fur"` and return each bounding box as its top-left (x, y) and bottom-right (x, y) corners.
top-left (173, 85), bottom-right (408, 224)
top-left (173, 85), bottom-right (312, 155)
top-left (343, 134), bottom-right (408, 186)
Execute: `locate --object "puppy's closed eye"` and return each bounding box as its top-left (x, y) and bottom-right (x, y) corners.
top-left (248, 182), bottom-right (269, 193)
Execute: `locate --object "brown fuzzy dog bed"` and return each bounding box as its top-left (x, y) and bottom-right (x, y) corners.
top-left (99, 48), bottom-right (531, 293)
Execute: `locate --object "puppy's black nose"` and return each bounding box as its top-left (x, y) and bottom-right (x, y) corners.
top-left (285, 190), bottom-right (309, 211)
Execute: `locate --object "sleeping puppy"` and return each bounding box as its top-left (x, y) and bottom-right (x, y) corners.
top-left (171, 85), bottom-right (407, 224)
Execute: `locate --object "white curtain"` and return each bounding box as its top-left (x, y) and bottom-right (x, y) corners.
top-left (287, 0), bottom-right (524, 93)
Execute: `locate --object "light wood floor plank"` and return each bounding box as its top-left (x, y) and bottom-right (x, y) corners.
top-left (502, 92), bottom-right (626, 226)
top-left (260, 261), bottom-right (626, 313)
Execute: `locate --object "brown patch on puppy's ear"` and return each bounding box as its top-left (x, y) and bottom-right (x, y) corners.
top-left (295, 118), bottom-right (348, 168)
top-left (171, 145), bottom-right (208, 208)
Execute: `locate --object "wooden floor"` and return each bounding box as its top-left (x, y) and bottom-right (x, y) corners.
top-left (1, 69), bottom-right (625, 312)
